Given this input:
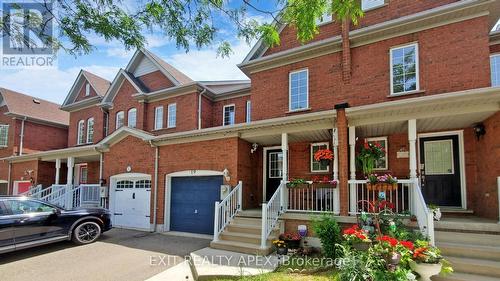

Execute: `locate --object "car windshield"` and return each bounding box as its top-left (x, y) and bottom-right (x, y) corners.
top-left (8, 200), bottom-right (55, 215)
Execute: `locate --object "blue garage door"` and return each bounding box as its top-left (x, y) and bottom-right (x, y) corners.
top-left (170, 176), bottom-right (222, 235)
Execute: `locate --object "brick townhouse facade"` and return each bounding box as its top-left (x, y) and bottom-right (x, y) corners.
top-left (2, 0), bottom-right (500, 244)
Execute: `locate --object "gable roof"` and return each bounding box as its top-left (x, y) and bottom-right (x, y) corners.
top-left (0, 88), bottom-right (69, 126)
top-left (100, 69), bottom-right (146, 106)
top-left (82, 70), bottom-right (111, 96)
top-left (61, 70), bottom-right (111, 110)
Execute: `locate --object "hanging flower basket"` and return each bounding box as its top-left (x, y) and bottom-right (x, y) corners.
top-left (319, 159), bottom-right (331, 166)
top-left (367, 183), bottom-right (398, 191)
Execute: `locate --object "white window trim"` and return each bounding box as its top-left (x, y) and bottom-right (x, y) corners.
top-left (289, 69), bottom-right (309, 112)
top-left (85, 83), bottom-right (91, 96)
top-left (154, 106), bottom-right (164, 130)
top-left (246, 100), bottom-right (251, 123)
top-left (362, 0), bottom-right (386, 11)
top-left (167, 103), bottom-right (176, 128)
top-left (223, 104), bottom-right (236, 126)
top-left (77, 120), bottom-right (85, 145)
top-left (310, 142), bottom-right (330, 173)
top-left (0, 124), bottom-right (9, 147)
top-left (86, 117), bottom-right (94, 143)
top-left (491, 53), bottom-right (500, 87)
top-left (367, 136), bottom-right (388, 170)
top-left (116, 111), bottom-right (124, 129)
top-left (389, 43), bottom-right (420, 96)
top-left (128, 108), bottom-right (137, 128)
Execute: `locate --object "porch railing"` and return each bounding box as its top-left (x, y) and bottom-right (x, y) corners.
top-left (72, 184), bottom-right (101, 208)
top-left (348, 179), bottom-right (413, 215)
top-left (213, 181), bottom-right (243, 242)
top-left (28, 184), bottom-right (101, 209)
top-left (411, 178), bottom-right (435, 245)
top-left (261, 180), bottom-right (286, 248)
top-left (287, 183), bottom-right (340, 214)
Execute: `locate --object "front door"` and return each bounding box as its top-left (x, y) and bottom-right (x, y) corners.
top-left (265, 149), bottom-right (283, 201)
top-left (419, 135), bottom-right (461, 207)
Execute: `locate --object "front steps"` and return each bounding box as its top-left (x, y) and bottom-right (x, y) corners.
top-left (432, 230), bottom-right (500, 281)
top-left (210, 215), bottom-right (278, 255)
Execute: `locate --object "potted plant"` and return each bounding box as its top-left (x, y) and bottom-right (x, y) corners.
top-left (279, 232), bottom-right (302, 249)
top-left (366, 173), bottom-right (398, 191)
top-left (374, 235), bottom-right (414, 271)
top-left (311, 175), bottom-right (337, 189)
top-left (343, 225), bottom-right (372, 251)
top-left (314, 148), bottom-right (333, 166)
top-left (272, 239), bottom-right (288, 255)
top-left (287, 178), bottom-right (308, 189)
top-left (410, 240), bottom-right (453, 281)
top-left (427, 204), bottom-right (442, 221)
top-left (356, 140), bottom-right (385, 175)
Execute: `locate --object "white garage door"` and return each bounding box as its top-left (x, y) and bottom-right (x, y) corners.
top-left (112, 176), bottom-right (151, 230)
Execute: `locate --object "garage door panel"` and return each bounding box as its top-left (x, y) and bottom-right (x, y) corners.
top-left (170, 176), bottom-right (222, 235)
top-left (112, 178), bottom-right (151, 230)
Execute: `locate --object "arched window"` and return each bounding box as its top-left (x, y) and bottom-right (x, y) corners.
top-left (128, 108), bottom-right (137, 128)
top-left (77, 120), bottom-right (85, 145)
top-left (116, 111), bottom-right (124, 129)
top-left (85, 83), bottom-right (91, 96)
top-left (86, 118), bottom-right (94, 143)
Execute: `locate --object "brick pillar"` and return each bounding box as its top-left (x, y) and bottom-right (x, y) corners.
top-left (337, 109), bottom-right (349, 215)
top-left (341, 18), bottom-right (351, 83)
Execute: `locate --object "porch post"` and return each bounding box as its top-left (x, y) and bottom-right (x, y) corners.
top-left (66, 157), bottom-right (74, 186)
top-left (65, 157), bottom-right (75, 209)
top-left (349, 126), bottom-right (356, 180)
top-left (332, 128), bottom-right (339, 181)
top-left (408, 119), bottom-right (417, 179)
top-left (281, 133), bottom-right (288, 211)
top-left (337, 109), bottom-right (349, 216)
top-left (99, 152), bottom-right (104, 181)
top-left (55, 158), bottom-right (61, 185)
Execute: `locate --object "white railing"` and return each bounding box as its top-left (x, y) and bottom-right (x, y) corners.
top-left (20, 184), bottom-right (42, 196)
top-left (71, 184), bottom-right (101, 208)
top-left (28, 184), bottom-right (101, 209)
top-left (348, 179), bottom-right (413, 215)
top-left (213, 181), bottom-right (243, 242)
top-left (261, 181), bottom-right (286, 249)
top-left (287, 183), bottom-right (340, 214)
top-left (411, 178), bottom-right (435, 245)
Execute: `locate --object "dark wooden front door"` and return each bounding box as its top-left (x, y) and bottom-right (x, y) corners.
top-left (265, 149), bottom-right (283, 201)
top-left (419, 135), bottom-right (461, 207)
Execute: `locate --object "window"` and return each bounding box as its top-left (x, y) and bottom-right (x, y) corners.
top-left (0, 124), bottom-right (8, 147)
top-left (80, 166), bottom-right (88, 184)
top-left (311, 143), bottom-right (330, 172)
top-left (128, 108), bottom-right (137, 128)
top-left (154, 106), bottom-right (163, 130)
top-left (136, 180), bottom-right (151, 189)
top-left (424, 140), bottom-right (454, 175)
top-left (77, 120), bottom-right (85, 145)
top-left (85, 83), bottom-right (90, 96)
top-left (86, 118), bottom-right (94, 143)
top-left (367, 137), bottom-right (388, 170)
top-left (223, 104), bottom-right (235, 126)
top-left (390, 43), bottom-right (419, 95)
top-left (491, 54), bottom-right (500, 87)
top-left (362, 0), bottom-right (385, 11)
top-left (246, 100), bottom-right (251, 123)
top-left (167, 103), bottom-right (176, 128)
top-left (289, 69), bottom-right (309, 111)
top-left (116, 180), bottom-right (133, 189)
top-left (8, 199), bottom-right (55, 215)
top-left (269, 152), bottom-right (283, 178)
top-left (115, 111), bottom-right (124, 129)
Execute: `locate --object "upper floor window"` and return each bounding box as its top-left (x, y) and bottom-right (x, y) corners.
top-left (289, 69), bottom-right (309, 111)
top-left (390, 43), bottom-right (419, 95)
top-left (85, 83), bottom-right (90, 96)
top-left (362, 0), bottom-right (385, 11)
top-left (116, 111), bottom-right (124, 129)
top-left (223, 104), bottom-right (235, 126)
top-left (77, 120), bottom-right (85, 145)
top-left (491, 54), bottom-right (500, 87)
top-left (367, 137), bottom-right (388, 170)
top-left (0, 124), bottom-right (8, 147)
top-left (246, 100), bottom-right (251, 123)
top-left (86, 118), bottom-right (94, 143)
top-left (311, 143), bottom-right (329, 172)
top-left (167, 103), bottom-right (176, 128)
top-left (154, 106), bottom-right (163, 130)
top-left (128, 108), bottom-right (137, 128)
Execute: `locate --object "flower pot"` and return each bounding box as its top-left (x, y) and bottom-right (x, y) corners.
top-left (276, 247), bottom-right (288, 255)
top-left (287, 183), bottom-right (309, 189)
top-left (352, 241), bottom-right (371, 251)
top-left (284, 239), bottom-right (301, 249)
top-left (409, 261), bottom-right (442, 281)
top-left (385, 252), bottom-right (402, 266)
top-left (433, 208), bottom-right (442, 221)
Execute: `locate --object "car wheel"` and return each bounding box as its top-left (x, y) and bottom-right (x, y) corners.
top-left (72, 221), bottom-right (102, 245)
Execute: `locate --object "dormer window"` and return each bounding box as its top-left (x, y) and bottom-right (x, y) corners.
top-left (116, 111), bottom-right (124, 129)
top-left (85, 83), bottom-right (90, 96)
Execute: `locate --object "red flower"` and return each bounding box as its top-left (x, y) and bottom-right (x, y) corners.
top-left (413, 247), bottom-right (428, 258)
top-left (401, 241), bottom-right (414, 250)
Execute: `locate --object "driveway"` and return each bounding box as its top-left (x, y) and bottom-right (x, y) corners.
top-left (0, 229), bottom-right (210, 281)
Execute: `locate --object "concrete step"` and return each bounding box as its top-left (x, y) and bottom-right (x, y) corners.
top-left (226, 223), bottom-right (262, 235)
top-left (435, 231), bottom-right (500, 247)
top-left (220, 231), bottom-right (277, 245)
top-left (432, 272), bottom-right (500, 281)
top-left (437, 242), bottom-right (500, 261)
top-left (232, 217), bottom-right (262, 226)
top-left (446, 257), bottom-right (500, 278)
top-left (236, 209), bottom-right (262, 218)
top-left (434, 221), bottom-right (500, 234)
top-left (210, 240), bottom-right (272, 256)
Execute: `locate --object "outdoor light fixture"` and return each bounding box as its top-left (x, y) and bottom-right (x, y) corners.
top-left (473, 123), bottom-right (486, 140)
top-left (251, 143), bottom-right (259, 154)
top-left (223, 168), bottom-right (231, 182)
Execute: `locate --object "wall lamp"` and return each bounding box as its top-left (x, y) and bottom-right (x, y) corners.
top-left (473, 123), bottom-right (486, 140)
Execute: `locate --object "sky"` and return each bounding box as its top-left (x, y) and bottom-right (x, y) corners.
top-left (0, 1), bottom-right (275, 104)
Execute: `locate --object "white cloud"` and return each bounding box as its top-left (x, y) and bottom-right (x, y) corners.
top-left (166, 40), bottom-right (253, 81)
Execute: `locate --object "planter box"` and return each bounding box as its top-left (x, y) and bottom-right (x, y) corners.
top-left (367, 183), bottom-right (398, 191)
top-left (287, 183), bottom-right (309, 189)
top-left (312, 183), bottom-right (336, 189)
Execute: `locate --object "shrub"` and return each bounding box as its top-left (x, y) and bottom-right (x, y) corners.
top-left (311, 215), bottom-right (342, 258)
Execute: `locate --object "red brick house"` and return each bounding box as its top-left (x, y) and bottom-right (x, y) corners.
top-left (3, 0), bottom-right (500, 268)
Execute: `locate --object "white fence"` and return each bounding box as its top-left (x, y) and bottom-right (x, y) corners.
top-left (27, 184), bottom-right (101, 209)
top-left (287, 184), bottom-right (340, 214)
top-left (261, 181), bottom-right (286, 248)
top-left (213, 181), bottom-right (243, 242)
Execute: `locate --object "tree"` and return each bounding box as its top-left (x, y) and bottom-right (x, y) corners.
top-left (0, 0), bottom-right (363, 57)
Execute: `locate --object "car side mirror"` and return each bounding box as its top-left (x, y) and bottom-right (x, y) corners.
top-left (52, 208), bottom-right (61, 215)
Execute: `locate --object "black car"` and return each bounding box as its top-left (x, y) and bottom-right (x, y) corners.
top-left (0, 196), bottom-right (112, 254)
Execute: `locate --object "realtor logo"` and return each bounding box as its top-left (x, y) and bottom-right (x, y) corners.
top-left (1, 1), bottom-right (57, 68)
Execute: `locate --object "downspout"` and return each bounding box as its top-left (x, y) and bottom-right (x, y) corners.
top-left (19, 117), bottom-right (26, 155)
top-left (149, 140), bottom-right (159, 232)
top-left (7, 161), bottom-right (11, 195)
top-left (198, 89), bottom-right (207, 130)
